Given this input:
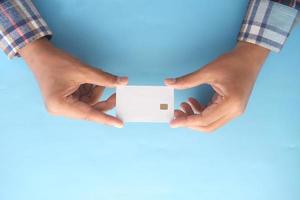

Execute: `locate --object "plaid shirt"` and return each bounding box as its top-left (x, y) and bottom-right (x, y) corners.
top-left (0, 1), bottom-right (299, 58)
top-left (238, 0), bottom-right (300, 52)
top-left (0, 0), bottom-right (52, 58)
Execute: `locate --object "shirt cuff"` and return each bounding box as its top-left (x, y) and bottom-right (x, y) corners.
top-left (238, 0), bottom-right (298, 52)
top-left (0, 0), bottom-right (53, 59)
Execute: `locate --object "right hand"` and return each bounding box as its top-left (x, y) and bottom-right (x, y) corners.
top-left (19, 38), bottom-right (128, 128)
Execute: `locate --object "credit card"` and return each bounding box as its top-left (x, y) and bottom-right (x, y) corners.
top-left (116, 86), bottom-right (174, 123)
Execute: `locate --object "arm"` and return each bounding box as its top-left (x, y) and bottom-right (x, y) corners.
top-left (0, 0), bottom-right (128, 127)
top-left (165, 0), bottom-right (299, 133)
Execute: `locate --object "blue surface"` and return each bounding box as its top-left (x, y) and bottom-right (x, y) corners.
top-left (0, 0), bottom-right (300, 199)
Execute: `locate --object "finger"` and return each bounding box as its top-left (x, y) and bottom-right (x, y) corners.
top-left (170, 99), bottom-right (228, 128)
top-left (188, 97), bottom-right (205, 113)
top-left (89, 86), bottom-right (105, 105)
top-left (85, 67), bottom-right (128, 87)
top-left (79, 84), bottom-right (93, 96)
top-left (212, 93), bottom-right (218, 102)
top-left (189, 114), bottom-right (234, 133)
top-left (180, 102), bottom-right (194, 115)
top-left (164, 68), bottom-right (210, 89)
top-left (93, 93), bottom-right (116, 111)
top-left (77, 85), bottom-right (104, 105)
top-left (174, 109), bottom-right (187, 118)
top-left (62, 97), bottom-right (123, 128)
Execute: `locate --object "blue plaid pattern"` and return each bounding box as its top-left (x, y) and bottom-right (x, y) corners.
top-left (0, 0), bottom-right (299, 58)
top-left (239, 0), bottom-right (299, 52)
top-left (0, 0), bottom-right (52, 58)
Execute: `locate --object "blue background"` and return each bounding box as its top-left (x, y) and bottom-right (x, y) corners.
top-left (0, 0), bottom-right (300, 199)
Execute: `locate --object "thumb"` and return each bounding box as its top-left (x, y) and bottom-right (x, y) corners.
top-left (165, 68), bottom-right (210, 89)
top-left (85, 67), bottom-right (128, 87)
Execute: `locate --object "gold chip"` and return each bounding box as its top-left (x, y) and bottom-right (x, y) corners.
top-left (160, 104), bottom-right (168, 110)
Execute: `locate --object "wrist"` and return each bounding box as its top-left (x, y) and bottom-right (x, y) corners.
top-left (19, 37), bottom-right (55, 59)
top-left (19, 38), bottom-right (59, 74)
top-left (234, 41), bottom-right (270, 68)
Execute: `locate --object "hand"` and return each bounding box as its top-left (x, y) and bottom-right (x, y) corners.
top-left (165, 41), bottom-right (270, 132)
top-left (19, 38), bottom-right (128, 128)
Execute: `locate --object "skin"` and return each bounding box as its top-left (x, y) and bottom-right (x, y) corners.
top-left (165, 41), bottom-right (270, 133)
top-left (19, 38), bottom-right (128, 128)
top-left (19, 38), bottom-right (269, 133)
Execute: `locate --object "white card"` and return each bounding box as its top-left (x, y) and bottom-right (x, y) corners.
top-left (116, 86), bottom-right (174, 123)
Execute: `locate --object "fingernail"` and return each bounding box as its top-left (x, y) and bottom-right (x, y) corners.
top-left (165, 78), bottom-right (176, 85)
top-left (170, 120), bottom-right (179, 128)
top-left (117, 77), bottom-right (128, 85)
top-left (170, 124), bottom-right (179, 128)
top-left (114, 123), bottom-right (124, 128)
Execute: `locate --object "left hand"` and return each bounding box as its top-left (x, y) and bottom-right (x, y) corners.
top-left (165, 42), bottom-right (270, 132)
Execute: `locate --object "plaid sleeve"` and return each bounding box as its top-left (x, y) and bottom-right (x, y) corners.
top-left (0, 0), bottom-right (52, 59)
top-left (272, 0), bottom-right (297, 7)
top-left (238, 0), bottom-right (299, 52)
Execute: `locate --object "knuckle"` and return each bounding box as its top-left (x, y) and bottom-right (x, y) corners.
top-left (201, 119), bottom-right (210, 127)
top-left (83, 107), bottom-right (94, 121)
top-left (102, 76), bottom-right (118, 87)
top-left (194, 126), bottom-right (215, 133)
top-left (174, 77), bottom-right (185, 87)
top-left (109, 75), bottom-right (118, 84)
top-left (187, 116), bottom-right (209, 127)
top-left (229, 96), bottom-right (246, 116)
top-left (101, 70), bottom-right (117, 81)
top-left (45, 97), bottom-right (64, 116)
top-left (232, 103), bottom-right (245, 116)
top-left (201, 127), bottom-right (215, 133)
top-left (196, 116), bottom-right (210, 127)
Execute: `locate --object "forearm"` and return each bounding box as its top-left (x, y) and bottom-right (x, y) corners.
top-left (234, 41), bottom-right (270, 68)
top-left (19, 38), bottom-right (61, 82)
